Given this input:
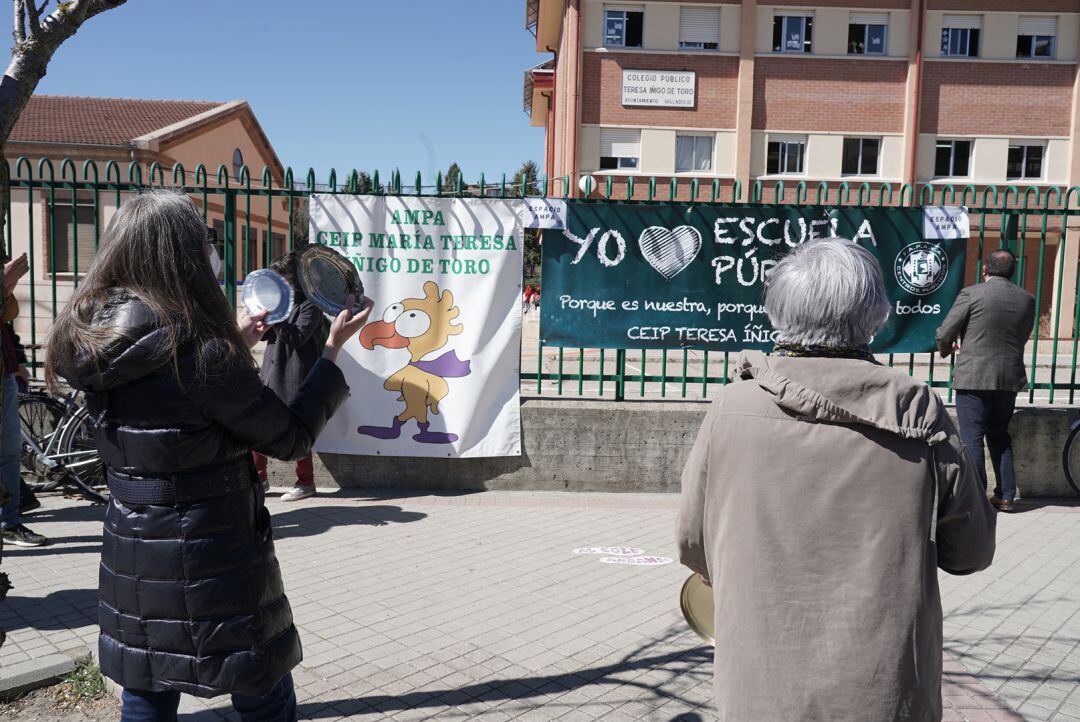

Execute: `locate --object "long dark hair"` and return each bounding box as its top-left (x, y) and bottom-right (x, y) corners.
top-left (45, 189), bottom-right (253, 391)
top-left (269, 247), bottom-right (307, 303)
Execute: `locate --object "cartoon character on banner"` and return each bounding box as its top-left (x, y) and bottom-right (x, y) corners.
top-left (357, 281), bottom-right (471, 444)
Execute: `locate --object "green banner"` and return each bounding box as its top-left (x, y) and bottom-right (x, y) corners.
top-left (540, 203), bottom-right (967, 353)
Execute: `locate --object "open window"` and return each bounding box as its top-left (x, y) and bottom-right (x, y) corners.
top-left (599, 128), bottom-right (641, 170)
top-left (605, 6), bottom-right (644, 48)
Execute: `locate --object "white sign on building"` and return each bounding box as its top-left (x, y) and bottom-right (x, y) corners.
top-left (621, 70), bottom-right (696, 108)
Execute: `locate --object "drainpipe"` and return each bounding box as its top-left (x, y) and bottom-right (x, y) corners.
top-left (547, 44), bottom-right (558, 183)
top-left (568, 0), bottom-right (582, 197)
top-left (907, 0), bottom-right (926, 188)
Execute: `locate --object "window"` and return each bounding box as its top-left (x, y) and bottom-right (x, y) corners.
top-left (1007, 144), bottom-right (1045, 180)
top-left (264, 230), bottom-right (288, 264)
top-left (675, 135), bottom-right (714, 172)
top-left (49, 193), bottom-right (97, 275)
top-left (605, 7), bottom-right (643, 48)
top-left (848, 13), bottom-right (888, 55)
top-left (841, 138), bottom-right (881, 176)
top-left (941, 16), bottom-right (980, 57)
top-left (773, 14), bottom-right (813, 53)
top-left (232, 148), bottom-right (244, 180)
top-left (934, 140), bottom-right (972, 177)
top-left (679, 6), bottom-right (720, 50)
top-left (599, 128), bottom-right (641, 170)
top-left (211, 219), bottom-right (226, 279)
top-left (766, 136), bottom-right (806, 175)
top-left (1017, 17), bottom-right (1056, 59)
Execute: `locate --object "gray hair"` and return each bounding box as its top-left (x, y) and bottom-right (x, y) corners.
top-left (764, 237), bottom-right (891, 348)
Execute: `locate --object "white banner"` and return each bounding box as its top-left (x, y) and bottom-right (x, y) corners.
top-left (309, 195), bottom-right (523, 458)
top-left (923, 206), bottom-right (970, 240)
top-left (622, 69), bottom-right (696, 107)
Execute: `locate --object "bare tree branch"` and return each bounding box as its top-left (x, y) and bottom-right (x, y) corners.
top-left (23, 0), bottom-right (41, 34)
top-left (13, 0), bottom-right (26, 45)
top-left (0, 0), bottom-right (129, 264)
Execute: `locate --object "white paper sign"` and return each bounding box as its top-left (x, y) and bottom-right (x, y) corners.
top-left (924, 206), bottom-right (970, 240)
top-left (521, 197), bottom-right (567, 230)
top-left (309, 195), bottom-right (523, 458)
top-left (621, 69), bottom-right (696, 107)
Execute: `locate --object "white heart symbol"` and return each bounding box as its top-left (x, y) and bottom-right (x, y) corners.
top-left (638, 226), bottom-right (702, 280)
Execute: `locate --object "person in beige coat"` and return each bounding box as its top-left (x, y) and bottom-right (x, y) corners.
top-left (677, 238), bottom-right (996, 722)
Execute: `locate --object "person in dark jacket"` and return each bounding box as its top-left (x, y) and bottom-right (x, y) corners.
top-left (936, 249), bottom-right (1036, 512)
top-left (254, 250), bottom-right (328, 502)
top-left (44, 190), bottom-right (372, 722)
top-left (0, 251), bottom-right (45, 544)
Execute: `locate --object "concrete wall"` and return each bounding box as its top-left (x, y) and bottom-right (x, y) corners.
top-left (277, 399), bottom-right (1079, 498)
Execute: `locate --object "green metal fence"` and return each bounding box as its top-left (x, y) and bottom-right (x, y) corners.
top-left (5, 158), bottom-right (1080, 405)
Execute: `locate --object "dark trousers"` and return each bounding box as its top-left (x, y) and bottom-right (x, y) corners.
top-left (120, 673), bottom-right (296, 722)
top-left (955, 390), bottom-right (1018, 501)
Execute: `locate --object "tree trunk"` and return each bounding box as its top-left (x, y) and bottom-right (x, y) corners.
top-left (0, 0), bottom-right (129, 620)
top-left (0, 0), bottom-right (130, 242)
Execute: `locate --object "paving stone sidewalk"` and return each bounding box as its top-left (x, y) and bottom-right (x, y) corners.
top-left (0, 490), bottom-right (1077, 720)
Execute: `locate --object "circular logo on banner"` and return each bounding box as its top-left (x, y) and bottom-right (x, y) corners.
top-left (895, 242), bottom-right (949, 296)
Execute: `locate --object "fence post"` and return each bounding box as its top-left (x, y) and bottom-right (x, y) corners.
top-left (223, 189), bottom-right (238, 306)
top-left (615, 348), bottom-right (626, 401)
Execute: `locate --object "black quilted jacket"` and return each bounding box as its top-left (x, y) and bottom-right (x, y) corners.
top-left (57, 289), bottom-right (348, 697)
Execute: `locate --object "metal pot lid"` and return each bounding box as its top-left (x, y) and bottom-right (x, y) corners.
top-left (296, 245), bottom-right (365, 318)
top-left (241, 269), bottom-right (294, 325)
top-left (679, 573), bottom-right (715, 646)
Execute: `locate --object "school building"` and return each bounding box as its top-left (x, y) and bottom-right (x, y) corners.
top-left (525, 0), bottom-right (1080, 191)
top-left (4, 95), bottom-right (292, 343)
top-left (523, 0), bottom-right (1080, 335)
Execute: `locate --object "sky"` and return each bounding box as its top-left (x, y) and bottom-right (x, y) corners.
top-left (6, 0), bottom-right (547, 184)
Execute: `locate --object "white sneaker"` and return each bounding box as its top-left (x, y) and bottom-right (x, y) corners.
top-left (281, 484), bottom-right (315, 502)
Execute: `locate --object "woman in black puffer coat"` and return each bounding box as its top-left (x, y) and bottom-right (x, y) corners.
top-left (44, 190), bottom-right (372, 721)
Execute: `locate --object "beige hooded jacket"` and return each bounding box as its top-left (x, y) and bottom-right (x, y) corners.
top-left (677, 352), bottom-right (996, 722)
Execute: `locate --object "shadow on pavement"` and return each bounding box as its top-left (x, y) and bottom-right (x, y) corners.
top-left (293, 624), bottom-right (713, 718)
top-left (1006, 498), bottom-right (1080, 514)
top-left (3, 543), bottom-right (102, 558)
top-left (0, 587), bottom-right (97, 632)
top-left (21, 500), bottom-right (106, 523)
top-left (272, 505), bottom-right (427, 539)
top-left (274, 487), bottom-right (486, 503)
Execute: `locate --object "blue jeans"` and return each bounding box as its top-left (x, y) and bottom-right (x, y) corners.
top-left (120, 673), bottom-right (297, 722)
top-left (0, 374), bottom-right (22, 529)
top-left (955, 390), bottom-right (1018, 501)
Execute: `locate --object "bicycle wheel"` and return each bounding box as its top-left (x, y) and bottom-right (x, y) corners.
top-left (56, 406), bottom-right (107, 504)
top-left (17, 392), bottom-right (67, 492)
top-left (1063, 424), bottom-right (1080, 496)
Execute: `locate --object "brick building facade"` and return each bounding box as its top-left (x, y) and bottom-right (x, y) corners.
top-left (523, 0), bottom-right (1080, 334)
top-left (525, 0), bottom-right (1080, 191)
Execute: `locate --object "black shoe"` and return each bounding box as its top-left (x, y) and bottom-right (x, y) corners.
top-left (1, 524), bottom-right (47, 547)
top-left (19, 492), bottom-right (41, 514)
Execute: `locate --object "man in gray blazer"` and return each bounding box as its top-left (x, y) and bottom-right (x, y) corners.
top-left (936, 249), bottom-right (1036, 512)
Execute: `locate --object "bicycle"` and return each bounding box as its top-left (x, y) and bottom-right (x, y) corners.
top-left (18, 387), bottom-right (107, 504)
top-left (1063, 415), bottom-right (1080, 496)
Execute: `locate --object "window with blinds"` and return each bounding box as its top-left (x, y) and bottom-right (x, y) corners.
top-left (1017, 16), bottom-right (1056, 59)
top-left (48, 194), bottom-right (98, 275)
top-left (600, 129), bottom-right (641, 170)
top-left (675, 135), bottom-right (714, 172)
top-left (941, 16), bottom-right (980, 57)
top-left (679, 7), bottom-right (721, 50)
top-left (848, 12), bottom-right (888, 55)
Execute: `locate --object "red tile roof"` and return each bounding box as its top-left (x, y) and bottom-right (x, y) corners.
top-left (9, 95), bottom-right (226, 146)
